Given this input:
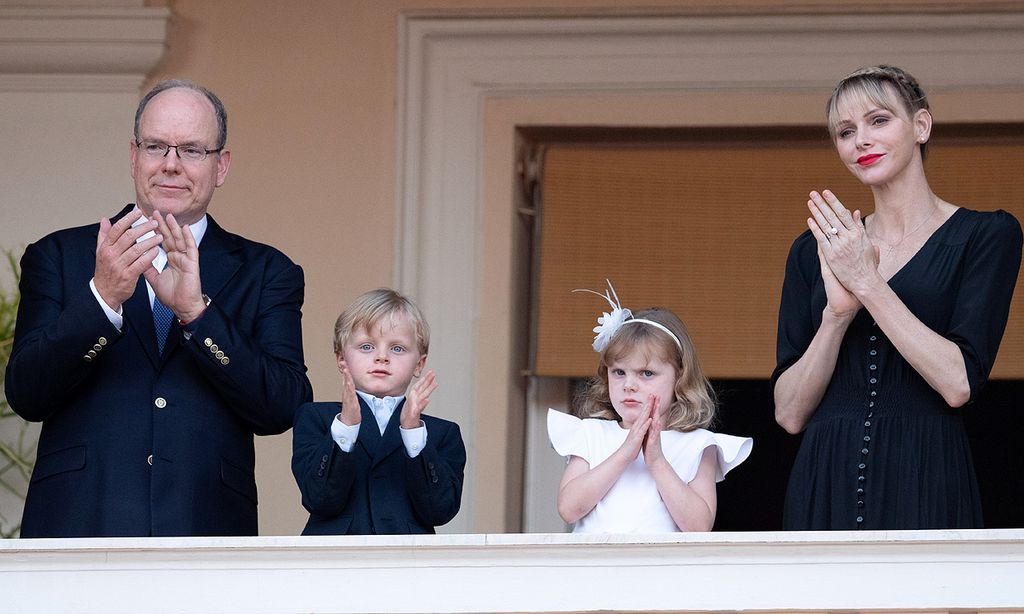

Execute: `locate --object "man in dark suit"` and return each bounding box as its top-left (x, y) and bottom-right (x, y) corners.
top-left (4, 80), bottom-right (313, 537)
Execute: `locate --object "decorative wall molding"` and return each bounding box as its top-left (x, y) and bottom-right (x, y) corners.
top-left (0, 6), bottom-right (170, 92)
top-left (397, 9), bottom-right (1024, 288)
top-left (3, 530), bottom-right (1023, 612)
top-left (396, 10), bottom-right (1024, 531)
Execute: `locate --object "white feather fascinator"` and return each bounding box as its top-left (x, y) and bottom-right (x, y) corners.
top-left (573, 280), bottom-right (632, 352)
top-left (573, 280), bottom-right (683, 353)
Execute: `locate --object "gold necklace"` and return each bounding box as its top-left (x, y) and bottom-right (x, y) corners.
top-left (869, 206), bottom-right (938, 256)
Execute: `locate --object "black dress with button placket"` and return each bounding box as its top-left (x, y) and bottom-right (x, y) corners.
top-left (774, 208), bottom-right (1022, 530)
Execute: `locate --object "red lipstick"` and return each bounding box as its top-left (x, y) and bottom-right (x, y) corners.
top-left (857, 153), bottom-right (884, 166)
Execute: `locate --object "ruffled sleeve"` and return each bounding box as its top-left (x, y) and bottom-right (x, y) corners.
top-left (705, 432), bottom-right (753, 482)
top-left (547, 408), bottom-right (594, 463)
top-left (662, 429), bottom-right (753, 483)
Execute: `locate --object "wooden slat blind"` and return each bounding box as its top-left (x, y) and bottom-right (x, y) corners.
top-left (533, 133), bottom-right (1024, 379)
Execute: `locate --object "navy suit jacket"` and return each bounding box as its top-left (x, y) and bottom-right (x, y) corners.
top-left (292, 398), bottom-right (466, 535)
top-left (5, 205), bottom-right (313, 537)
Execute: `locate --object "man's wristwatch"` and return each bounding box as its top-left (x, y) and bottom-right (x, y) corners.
top-left (179, 294), bottom-right (211, 329)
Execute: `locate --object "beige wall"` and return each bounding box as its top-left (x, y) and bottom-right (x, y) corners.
top-left (3, 0), bottom-right (1023, 535)
top-left (148, 0), bottom-right (1024, 405)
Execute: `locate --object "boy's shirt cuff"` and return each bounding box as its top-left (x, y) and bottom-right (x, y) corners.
top-left (400, 423), bottom-right (427, 458)
top-left (330, 416), bottom-right (428, 458)
top-left (330, 416), bottom-right (360, 453)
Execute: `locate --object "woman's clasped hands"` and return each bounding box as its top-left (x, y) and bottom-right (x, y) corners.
top-left (806, 189), bottom-right (881, 318)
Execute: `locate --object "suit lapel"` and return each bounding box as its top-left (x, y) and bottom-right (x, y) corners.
top-left (355, 398), bottom-right (381, 460)
top-left (105, 206), bottom-right (158, 367)
top-left (196, 215), bottom-right (243, 304)
top-left (372, 399), bottom-right (406, 467)
top-left (160, 215), bottom-right (239, 364)
top-left (355, 397), bottom-right (406, 466)
top-left (123, 275), bottom-right (161, 367)
top-left (109, 204), bottom-right (136, 225)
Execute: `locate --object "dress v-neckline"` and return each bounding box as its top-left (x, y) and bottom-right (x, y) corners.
top-left (878, 207), bottom-right (963, 284)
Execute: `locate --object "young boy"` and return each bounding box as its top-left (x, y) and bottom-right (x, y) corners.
top-left (291, 288), bottom-right (466, 535)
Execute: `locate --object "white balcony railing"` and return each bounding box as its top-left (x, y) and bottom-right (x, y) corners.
top-left (2, 530), bottom-right (1023, 613)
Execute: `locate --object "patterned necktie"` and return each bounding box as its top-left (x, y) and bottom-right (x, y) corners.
top-left (153, 296), bottom-right (175, 354)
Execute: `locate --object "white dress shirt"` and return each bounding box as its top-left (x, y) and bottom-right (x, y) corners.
top-left (330, 390), bottom-right (427, 457)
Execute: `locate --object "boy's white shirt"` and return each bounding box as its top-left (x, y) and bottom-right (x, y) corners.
top-left (330, 390), bottom-right (427, 457)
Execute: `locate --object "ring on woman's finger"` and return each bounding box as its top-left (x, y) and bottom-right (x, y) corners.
top-left (829, 226), bottom-right (839, 236)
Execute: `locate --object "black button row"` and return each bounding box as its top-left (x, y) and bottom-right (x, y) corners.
top-left (858, 323), bottom-right (881, 527)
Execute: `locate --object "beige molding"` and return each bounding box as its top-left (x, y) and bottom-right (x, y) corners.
top-left (0, 6), bottom-right (170, 91)
top-left (401, 2), bottom-right (1024, 18)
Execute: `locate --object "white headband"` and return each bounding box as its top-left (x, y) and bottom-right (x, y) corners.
top-left (573, 280), bottom-right (683, 353)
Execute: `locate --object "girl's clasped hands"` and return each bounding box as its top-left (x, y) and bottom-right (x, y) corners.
top-left (619, 393), bottom-right (668, 468)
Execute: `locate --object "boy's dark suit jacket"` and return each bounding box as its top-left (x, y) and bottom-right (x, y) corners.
top-left (292, 398), bottom-right (466, 535)
top-left (5, 205), bottom-right (313, 537)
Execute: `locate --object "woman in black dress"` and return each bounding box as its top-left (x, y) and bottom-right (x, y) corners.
top-left (773, 65), bottom-right (1022, 530)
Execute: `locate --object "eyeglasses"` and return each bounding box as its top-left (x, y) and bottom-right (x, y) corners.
top-left (135, 140), bottom-right (223, 163)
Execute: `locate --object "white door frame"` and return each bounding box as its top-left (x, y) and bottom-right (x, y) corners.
top-left (395, 10), bottom-right (1024, 532)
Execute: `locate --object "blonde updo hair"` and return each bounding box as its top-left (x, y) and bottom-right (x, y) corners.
top-left (826, 65), bottom-right (931, 159)
top-left (575, 308), bottom-right (716, 432)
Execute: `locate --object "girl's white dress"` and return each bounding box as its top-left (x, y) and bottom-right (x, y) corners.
top-left (547, 408), bottom-right (753, 533)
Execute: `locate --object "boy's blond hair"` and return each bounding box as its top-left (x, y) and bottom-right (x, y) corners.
top-left (333, 288), bottom-right (430, 355)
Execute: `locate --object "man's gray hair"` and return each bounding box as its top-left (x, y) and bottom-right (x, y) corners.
top-left (134, 79), bottom-right (228, 149)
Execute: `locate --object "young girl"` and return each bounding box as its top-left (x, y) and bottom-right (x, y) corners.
top-left (548, 283), bottom-right (752, 533)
